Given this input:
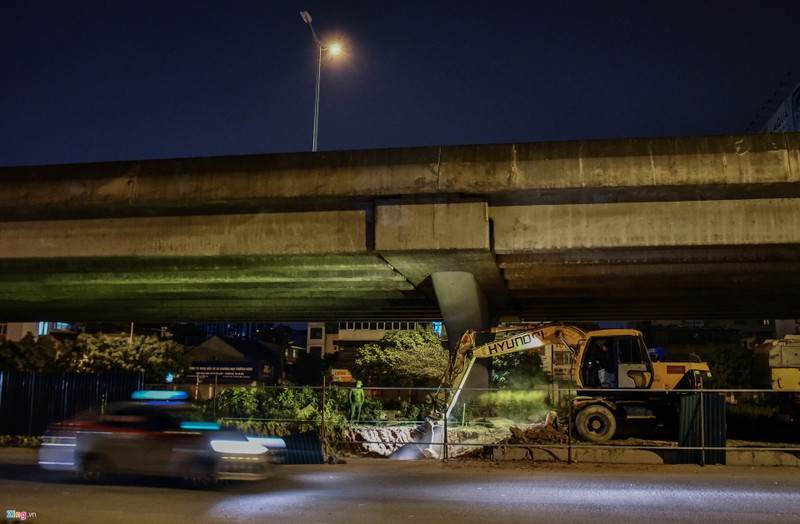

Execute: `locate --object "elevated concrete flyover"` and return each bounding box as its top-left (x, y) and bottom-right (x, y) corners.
top-left (1, 133), bottom-right (799, 323)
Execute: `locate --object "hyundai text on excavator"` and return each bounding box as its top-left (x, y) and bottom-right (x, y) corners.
top-left (422, 322), bottom-right (711, 452)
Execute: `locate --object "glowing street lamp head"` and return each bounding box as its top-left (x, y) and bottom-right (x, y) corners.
top-left (299, 10), bottom-right (345, 152)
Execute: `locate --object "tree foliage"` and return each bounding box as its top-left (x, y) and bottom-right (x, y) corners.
top-left (707, 344), bottom-right (752, 388)
top-left (0, 333), bottom-right (66, 371)
top-left (68, 333), bottom-right (189, 383)
top-left (0, 332), bottom-right (189, 383)
top-left (490, 350), bottom-right (549, 389)
top-left (352, 328), bottom-right (448, 387)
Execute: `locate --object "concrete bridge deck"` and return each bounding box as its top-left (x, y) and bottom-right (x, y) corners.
top-left (1, 133), bottom-right (799, 322)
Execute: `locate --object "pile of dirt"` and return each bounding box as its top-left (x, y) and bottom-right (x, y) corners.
top-left (507, 418), bottom-right (569, 446)
top-left (454, 412), bottom-right (568, 459)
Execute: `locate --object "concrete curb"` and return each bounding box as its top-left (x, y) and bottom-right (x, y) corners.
top-left (3, 445), bottom-right (799, 468)
top-left (0, 447), bottom-right (38, 465)
top-left (490, 445), bottom-right (800, 466)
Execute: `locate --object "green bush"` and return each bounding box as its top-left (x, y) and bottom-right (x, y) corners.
top-left (212, 385), bottom-right (359, 438)
top-left (211, 384), bottom-right (400, 453)
top-left (213, 387), bottom-right (260, 418)
top-left (398, 399), bottom-right (425, 422)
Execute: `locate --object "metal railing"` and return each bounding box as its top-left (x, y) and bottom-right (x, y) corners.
top-left (319, 384), bottom-right (800, 465)
top-left (10, 376), bottom-right (800, 466)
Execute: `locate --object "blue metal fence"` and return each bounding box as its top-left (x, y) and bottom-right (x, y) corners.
top-left (0, 371), bottom-right (144, 436)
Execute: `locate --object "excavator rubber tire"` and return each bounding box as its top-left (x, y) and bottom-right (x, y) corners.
top-left (575, 404), bottom-right (617, 443)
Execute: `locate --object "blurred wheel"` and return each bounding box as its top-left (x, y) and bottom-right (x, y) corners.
top-left (184, 460), bottom-right (217, 489)
top-left (82, 455), bottom-right (110, 483)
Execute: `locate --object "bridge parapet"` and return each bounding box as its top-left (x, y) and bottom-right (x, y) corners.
top-left (2, 134), bottom-right (798, 220)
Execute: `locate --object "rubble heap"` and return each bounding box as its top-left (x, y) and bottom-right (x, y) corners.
top-left (341, 412), bottom-right (568, 458)
top-left (341, 426), bottom-right (417, 457)
top-left (506, 411), bottom-right (569, 446)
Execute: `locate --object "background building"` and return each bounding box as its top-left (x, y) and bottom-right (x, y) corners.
top-left (306, 321), bottom-right (444, 357)
top-left (0, 321), bottom-right (77, 343)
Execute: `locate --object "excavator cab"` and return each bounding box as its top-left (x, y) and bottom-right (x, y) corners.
top-left (579, 332), bottom-right (654, 390)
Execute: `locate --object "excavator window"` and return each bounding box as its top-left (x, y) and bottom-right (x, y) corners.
top-left (582, 340), bottom-right (610, 388)
top-left (581, 336), bottom-right (650, 389)
top-left (618, 336), bottom-right (646, 364)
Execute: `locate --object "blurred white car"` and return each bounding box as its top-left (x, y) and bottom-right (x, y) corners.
top-left (39, 390), bottom-right (272, 487)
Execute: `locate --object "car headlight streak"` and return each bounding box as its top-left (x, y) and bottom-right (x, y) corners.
top-left (210, 439), bottom-right (269, 455)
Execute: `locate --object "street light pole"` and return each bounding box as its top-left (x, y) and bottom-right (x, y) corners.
top-left (313, 42), bottom-right (322, 152)
top-left (300, 11), bottom-right (341, 152)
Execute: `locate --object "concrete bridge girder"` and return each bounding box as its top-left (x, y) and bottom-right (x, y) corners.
top-left (490, 198), bottom-right (800, 252)
top-left (0, 211), bottom-right (367, 258)
top-left (2, 196), bottom-right (799, 321)
top-left (2, 133), bottom-right (800, 322)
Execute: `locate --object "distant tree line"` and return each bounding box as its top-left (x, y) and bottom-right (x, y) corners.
top-left (0, 327), bottom-right (451, 389)
top-left (0, 332), bottom-right (189, 383)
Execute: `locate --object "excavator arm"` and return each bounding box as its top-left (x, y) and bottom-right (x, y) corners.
top-left (432, 323), bottom-right (587, 420)
top-left (388, 323), bottom-right (588, 459)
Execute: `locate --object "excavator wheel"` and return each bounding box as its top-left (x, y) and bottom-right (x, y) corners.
top-left (575, 405), bottom-right (617, 443)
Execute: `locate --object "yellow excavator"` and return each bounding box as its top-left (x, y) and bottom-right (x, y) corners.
top-left (420, 322), bottom-right (711, 451)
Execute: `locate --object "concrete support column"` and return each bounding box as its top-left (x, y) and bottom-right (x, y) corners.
top-left (431, 271), bottom-right (491, 389)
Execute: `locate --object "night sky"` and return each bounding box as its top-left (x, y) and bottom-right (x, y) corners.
top-left (2, 1), bottom-right (799, 167)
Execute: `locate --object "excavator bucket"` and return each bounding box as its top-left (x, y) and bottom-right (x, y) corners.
top-left (388, 416), bottom-right (445, 460)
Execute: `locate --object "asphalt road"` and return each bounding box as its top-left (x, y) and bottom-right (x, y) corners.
top-left (2, 450), bottom-right (800, 523)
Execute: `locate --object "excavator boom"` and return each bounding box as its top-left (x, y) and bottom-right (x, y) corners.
top-left (433, 323), bottom-right (586, 419)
